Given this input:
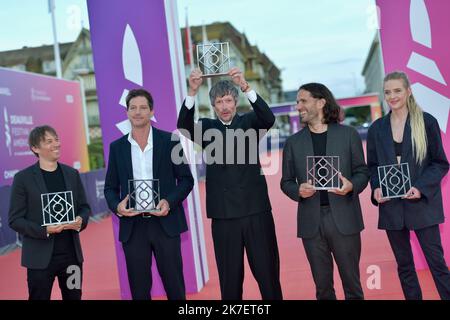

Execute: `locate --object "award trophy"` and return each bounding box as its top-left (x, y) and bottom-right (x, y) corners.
top-left (196, 42), bottom-right (231, 77)
top-left (41, 191), bottom-right (76, 226)
top-left (128, 179), bottom-right (161, 215)
top-left (306, 156), bottom-right (341, 190)
top-left (378, 163), bottom-right (411, 199)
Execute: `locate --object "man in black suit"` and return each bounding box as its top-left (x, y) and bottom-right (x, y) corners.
top-left (9, 125), bottom-right (90, 300)
top-left (177, 67), bottom-right (282, 300)
top-left (280, 83), bottom-right (369, 300)
top-left (104, 89), bottom-right (193, 300)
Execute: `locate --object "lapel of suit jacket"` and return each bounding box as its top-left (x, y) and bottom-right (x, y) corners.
top-left (324, 123), bottom-right (341, 187)
top-left (152, 127), bottom-right (162, 180)
top-left (33, 161), bottom-right (48, 194)
top-left (301, 126), bottom-right (315, 182)
top-left (59, 163), bottom-right (72, 192)
top-left (228, 113), bottom-right (241, 129)
top-left (325, 123), bottom-right (336, 157)
top-left (123, 134), bottom-right (134, 181)
top-left (32, 162), bottom-right (48, 195)
top-left (303, 126), bottom-right (315, 156)
top-left (381, 113), bottom-right (397, 165)
top-left (400, 114), bottom-right (412, 164)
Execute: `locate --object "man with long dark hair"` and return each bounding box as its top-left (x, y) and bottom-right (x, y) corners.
top-left (281, 83), bottom-right (369, 300)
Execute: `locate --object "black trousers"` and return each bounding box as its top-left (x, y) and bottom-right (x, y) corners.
top-left (27, 257), bottom-right (82, 300)
top-left (302, 206), bottom-right (364, 300)
top-left (122, 216), bottom-right (185, 300)
top-left (211, 212), bottom-right (283, 300)
top-left (386, 224), bottom-right (450, 300)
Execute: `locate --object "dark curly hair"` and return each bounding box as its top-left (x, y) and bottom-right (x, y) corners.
top-left (298, 83), bottom-right (343, 124)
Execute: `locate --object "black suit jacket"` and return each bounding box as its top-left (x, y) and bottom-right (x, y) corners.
top-left (8, 162), bottom-right (90, 269)
top-left (280, 124), bottom-right (369, 239)
top-left (177, 94), bottom-right (275, 219)
top-left (104, 127), bottom-right (193, 242)
top-left (367, 112), bottom-right (449, 230)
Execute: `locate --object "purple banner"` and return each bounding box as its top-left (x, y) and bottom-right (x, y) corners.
top-left (0, 68), bottom-right (90, 186)
top-left (87, 0), bottom-right (208, 299)
top-left (81, 169), bottom-right (109, 217)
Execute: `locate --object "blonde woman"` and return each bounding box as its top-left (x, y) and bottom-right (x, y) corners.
top-left (367, 71), bottom-right (450, 300)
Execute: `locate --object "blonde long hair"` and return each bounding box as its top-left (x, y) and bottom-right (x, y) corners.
top-left (384, 71), bottom-right (427, 164)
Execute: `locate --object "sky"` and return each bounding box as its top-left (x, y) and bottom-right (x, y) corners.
top-left (0, 0), bottom-right (378, 98)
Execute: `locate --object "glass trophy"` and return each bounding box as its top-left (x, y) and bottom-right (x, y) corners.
top-left (41, 191), bottom-right (76, 226)
top-left (128, 179), bottom-right (161, 215)
top-left (196, 42), bottom-right (231, 77)
top-left (306, 156), bottom-right (341, 190)
top-left (378, 163), bottom-right (411, 199)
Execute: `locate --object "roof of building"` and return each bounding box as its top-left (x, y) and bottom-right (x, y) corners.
top-left (361, 32), bottom-right (380, 75)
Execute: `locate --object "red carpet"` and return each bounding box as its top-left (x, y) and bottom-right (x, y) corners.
top-left (0, 148), bottom-right (443, 300)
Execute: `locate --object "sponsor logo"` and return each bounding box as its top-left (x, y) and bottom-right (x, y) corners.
top-left (0, 87), bottom-right (11, 96)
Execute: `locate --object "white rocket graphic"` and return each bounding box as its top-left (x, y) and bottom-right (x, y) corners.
top-left (116, 24), bottom-right (157, 135)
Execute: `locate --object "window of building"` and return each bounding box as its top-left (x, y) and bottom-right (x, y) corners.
top-left (42, 60), bottom-right (56, 73)
top-left (11, 64), bottom-right (26, 71)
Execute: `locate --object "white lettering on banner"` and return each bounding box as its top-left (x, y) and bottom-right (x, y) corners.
top-left (13, 138), bottom-right (28, 148)
top-left (11, 127), bottom-right (30, 136)
top-left (66, 94), bottom-right (74, 103)
top-left (31, 88), bottom-right (51, 102)
top-left (4, 170), bottom-right (19, 179)
top-left (4, 107), bottom-right (12, 156)
top-left (95, 180), bottom-right (105, 199)
top-left (10, 115), bottom-right (33, 125)
top-left (13, 151), bottom-right (33, 156)
top-left (0, 87), bottom-right (11, 96)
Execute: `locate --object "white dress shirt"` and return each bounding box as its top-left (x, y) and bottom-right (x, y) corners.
top-left (128, 128), bottom-right (154, 211)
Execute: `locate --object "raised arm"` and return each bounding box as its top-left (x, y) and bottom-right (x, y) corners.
top-left (177, 68), bottom-right (207, 147)
top-left (229, 67), bottom-right (275, 130)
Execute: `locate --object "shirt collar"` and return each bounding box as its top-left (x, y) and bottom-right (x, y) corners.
top-left (218, 116), bottom-right (234, 126)
top-left (128, 126), bottom-right (153, 150)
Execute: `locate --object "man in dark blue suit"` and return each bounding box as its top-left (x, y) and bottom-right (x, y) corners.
top-left (104, 89), bottom-right (194, 300)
